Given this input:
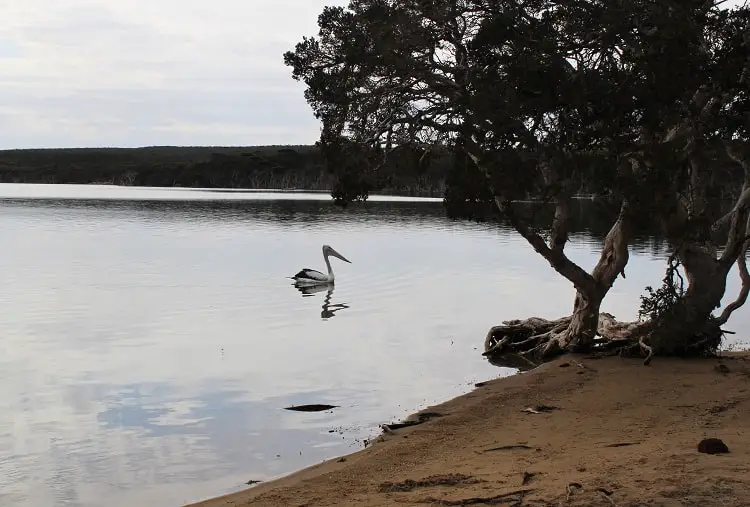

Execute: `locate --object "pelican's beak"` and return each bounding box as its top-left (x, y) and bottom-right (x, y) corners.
top-left (329, 248), bottom-right (352, 263)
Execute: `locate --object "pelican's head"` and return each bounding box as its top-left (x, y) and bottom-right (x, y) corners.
top-left (322, 244), bottom-right (352, 263)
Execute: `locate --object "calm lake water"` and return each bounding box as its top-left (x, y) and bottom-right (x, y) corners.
top-left (0, 184), bottom-right (747, 507)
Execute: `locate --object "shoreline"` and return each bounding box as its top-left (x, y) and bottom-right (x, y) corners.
top-left (0, 182), bottom-right (602, 203)
top-left (187, 352), bottom-right (750, 507)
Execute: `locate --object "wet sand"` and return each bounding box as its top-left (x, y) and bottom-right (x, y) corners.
top-left (188, 352), bottom-right (750, 506)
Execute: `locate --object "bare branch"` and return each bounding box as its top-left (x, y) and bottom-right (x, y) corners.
top-left (591, 201), bottom-right (631, 289)
top-left (718, 216), bottom-right (750, 325)
top-left (639, 336), bottom-right (654, 366)
top-left (719, 143), bottom-right (750, 265)
top-left (549, 192), bottom-right (571, 252)
top-left (717, 250), bottom-right (750, 325)
top-left (712, 187), bottom-right (750, 232)
top-left (713, 143), bottom-right (750, 233)
top-left (721, 200), bottom-right (750, 266)
top-left (465, 146), bottom-right (596, 294)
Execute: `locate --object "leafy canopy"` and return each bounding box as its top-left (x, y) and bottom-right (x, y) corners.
top-left (285, 0), bottom-right (749, 234)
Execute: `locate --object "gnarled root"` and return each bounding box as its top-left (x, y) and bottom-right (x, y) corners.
top-left (482, 316), bottom-right (574, 365)
top-left (483, 313), bottom-right (649, 365)
top-left (483, 311), bottom-right (726, 367)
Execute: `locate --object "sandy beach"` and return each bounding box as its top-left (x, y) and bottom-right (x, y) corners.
top-left (188, 352), bottom-right (750, 507)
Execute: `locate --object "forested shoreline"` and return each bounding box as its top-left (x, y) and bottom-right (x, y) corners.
top-left (0, 145), bottom-right (447, 197)
top-left (2, 145), bottom-right (747, 202)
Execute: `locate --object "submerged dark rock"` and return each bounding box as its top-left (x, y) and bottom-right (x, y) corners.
top-left (284, 404), bottom-right (339, 412)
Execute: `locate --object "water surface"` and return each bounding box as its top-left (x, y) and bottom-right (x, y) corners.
top-left (0, 184), bottom-right (747, 507)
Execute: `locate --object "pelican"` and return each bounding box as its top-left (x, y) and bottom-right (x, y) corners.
top-left (291, 245), bottom-right (351, 285)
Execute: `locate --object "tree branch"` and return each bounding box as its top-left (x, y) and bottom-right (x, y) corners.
top-left (550, 192), bottom-right (571, 252)
top-left (713, 142), bottom-right (750, 234)
top-left (718, 215), bottom-right (750, 325)
top-left (591, 201), bottom-right (631, 289)
top-left (720, 143), bottom-right (750, 265)
top-left (712, 187), bottom-right (750, 232)
top-left (465, 146), bottom-right (596, 294)
top-left (717, 248), bottom-right (750, 325)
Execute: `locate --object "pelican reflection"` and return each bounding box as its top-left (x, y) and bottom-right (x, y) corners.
top-left (293, 283), bottom-right (350, 320)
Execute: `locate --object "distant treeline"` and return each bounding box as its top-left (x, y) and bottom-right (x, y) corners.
top-left (0, 145), bottom-right (448, 197)
top-left (0, 145), bottom-right (745, 200)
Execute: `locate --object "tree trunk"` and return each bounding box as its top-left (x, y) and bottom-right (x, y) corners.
top-left (483, 202), bottom-right (632, 361)
top-left (645, 245), bottom-right (729, 356)
top-left (682, 245), bottom-right (728, 312)
top-left (562, 292), bottom-right (603, 351)
top-left (484, 247), bottom-right (732, 367)
top-left (568, 200), bottom-right (631, 349)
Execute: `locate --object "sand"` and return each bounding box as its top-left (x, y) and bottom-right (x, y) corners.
top-left (188, 352), bottom-right (750, 507)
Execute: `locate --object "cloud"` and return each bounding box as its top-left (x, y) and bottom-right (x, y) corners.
top-left (0, 0), bottom-right (347, 148)
top-left (6, 0), bottom-right (739, 149)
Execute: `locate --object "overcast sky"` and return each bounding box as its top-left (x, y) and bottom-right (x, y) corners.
top-left (1, 1), bottom-right (744, 150)
top-left (0, 0), bottom-right (347, 149)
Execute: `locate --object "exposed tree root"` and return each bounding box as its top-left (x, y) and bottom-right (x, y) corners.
top-left (483, 312), bottom-right (724, 366)
top-left (483, 313), bottom-right (644, 361)
top-left (483, 317), bottom-right (572, 359)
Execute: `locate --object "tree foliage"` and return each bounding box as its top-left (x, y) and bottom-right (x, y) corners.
top-left (286, 0), bottom-right (747, 223)
top-left (286, 0), bottom-right (750, 361)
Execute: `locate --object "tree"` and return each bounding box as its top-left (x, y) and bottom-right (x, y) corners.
top-left (285, 0), bottom-right (750, 364)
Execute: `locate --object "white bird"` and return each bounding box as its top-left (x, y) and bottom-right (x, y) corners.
top-left (291, 245), bottom-right (352, 285)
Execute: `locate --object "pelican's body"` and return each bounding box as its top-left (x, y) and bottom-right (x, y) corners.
top-left (291, 245), bottom-right (351, 285)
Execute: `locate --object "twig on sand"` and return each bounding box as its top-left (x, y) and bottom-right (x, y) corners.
top-left (482, 444), bottom-right (533, 452)
top-left (523, 405), bottom-right (559, 414)
top-left (419, 488), bottom-right (533, 505)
